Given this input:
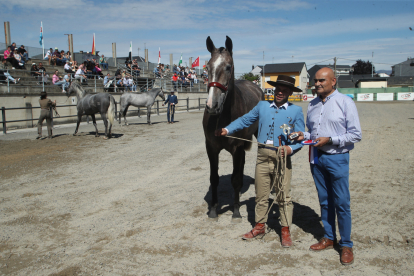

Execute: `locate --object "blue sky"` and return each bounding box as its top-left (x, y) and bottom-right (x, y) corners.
top-left (1, 0), bottom-right (413, 74)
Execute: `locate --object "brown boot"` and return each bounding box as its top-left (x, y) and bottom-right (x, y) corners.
top-left (340, 247), bottom-right (354, 265)
top-left (281, 227), bottom-right (292, 248)
top-left (242, 223), bottom-right (265, 240)
top-left (309, 237), bottom-right (335, 251)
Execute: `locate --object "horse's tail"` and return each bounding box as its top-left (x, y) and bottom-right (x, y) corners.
top-left (107, 95), bottom-right (116, 126)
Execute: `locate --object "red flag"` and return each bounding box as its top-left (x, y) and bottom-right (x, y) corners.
top-left (92, 34), bottom-right (96, 55)
top-left (192, 56), bottom-right (199, 68)
top-left (158, 47), bottom-right (161, 64)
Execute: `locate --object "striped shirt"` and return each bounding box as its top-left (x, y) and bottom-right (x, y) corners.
top-left (303, 90), bottom-right (362, 154)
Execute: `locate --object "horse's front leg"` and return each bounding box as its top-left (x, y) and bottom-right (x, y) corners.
top-left (147, 106), bottom-right (152, 125)
top-left (122, 105), bottom-right (129, 126)
top-left (206, 142), bottom-right (220, 221)
top-left (231, 146), bottom-right (246, 223)
top-left (91, 114), bottom-right (100, 137)
top-left (73, 115), bottom-right (82, 136)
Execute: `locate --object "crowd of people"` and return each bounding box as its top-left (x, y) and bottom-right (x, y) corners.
top-left (170, 64), bottom-right (207, 90)
top-left (2, 42), bottom-right (29, 70)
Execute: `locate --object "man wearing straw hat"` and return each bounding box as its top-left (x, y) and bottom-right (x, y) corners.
top-left (162, 91), bottom-right (178, 124)
top-left (215, 75), bottom-right (304, 247)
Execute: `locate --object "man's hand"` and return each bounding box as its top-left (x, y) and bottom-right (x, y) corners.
top-left (289, 131), bottom-right (304, 141)
top-left (170, 103), bottom-right (174, 105)
top-left (279, 146), bottom-right (292, 157)
top-left (215, 128), bottom-right (228, 136)
top-left (162, 103), bottom-right (165, 106)
top-left (314, 137), bottom-right (330, 147)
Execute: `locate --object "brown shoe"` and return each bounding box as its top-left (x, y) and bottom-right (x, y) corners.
top-left (309, 237), bottom-right (334, 251)
top-left (242, 223), bottom-right (265, 240)
top-left (281, 226), bottom-right (292, 248)
top-left (340, 247), bottom-right (354, 265)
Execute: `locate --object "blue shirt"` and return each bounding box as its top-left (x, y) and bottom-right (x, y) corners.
top-left (303, 90), bottom-right (362, 154)
top-left (225, 101), bottom-right (305, 155)
top-left (165, 94), bottom-right (178, 105)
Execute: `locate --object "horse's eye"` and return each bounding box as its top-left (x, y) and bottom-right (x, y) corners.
top-left (226, 65), bottom-right (231, 71)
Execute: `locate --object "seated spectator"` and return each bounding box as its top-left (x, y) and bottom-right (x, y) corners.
top-left (192, 73), bottom-right (198, 84)
top-left (72, 60), bottom-right (78, 71)
top-left (13, 49), bottom-right (25, 69)
top-left (116, 78), bottom-right (124, 91)
top-left (3, 46), bottom-right (19, 69)
top-left (44, 48), bottom-right (53, 64)
top-left (60, 50), bottom-right (68, 64)
top-left (153, 65), bottom-right (161, 78)
top-left (130, 78), bottom-right (137, 92)
top-left (10, 42), bottom-right (17, 53)
top-left (115, 68), bottom-right (122, 81)
top-left (63, 73), bottom-right (71, 84)
top-left (31, 63), bottom-right (42, 83)
top-left (64, 61), bottom-right (75, 74)
top-left (0, 68), bottom-right (20, 84)
top-left (53, 48), bottom-right (63, 65)
top-left (52, 70), bottom-right (69, 92)
top-left (65, 51), bottom-right (71, 61)
top-left (37, 62), bottom-right (49, 84)
top-left (17, 45), bottom-right (29, 62)
top-left (99, 55), bottom-right (108, 70)
top-left (75, 64), bottom-right (88, 84)
top-left (85, 59), bottom-right (95, 78)
top-left (132, 61), bottom-right (141, 77)
top-left (93, 64), bottom-right (103, 78)
top-left (123, 76), bottom-right (131, 91)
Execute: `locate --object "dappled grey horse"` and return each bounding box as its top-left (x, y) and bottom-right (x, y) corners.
top-left (203, 36), bottom-right (263, 222)
top-left (119, 87), bottom-right (165, 125)
top-left (67, 82), bottom-right (117, 139)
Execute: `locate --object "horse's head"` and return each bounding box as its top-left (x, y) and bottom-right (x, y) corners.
top-left (67, 81), bottom-right (84, 99)
top-left (158, 88), bottom-right (166, 101)
top-left (205, 36), bottom-right (234, 115)
top-left (66, 81), bottom-right (75, 97)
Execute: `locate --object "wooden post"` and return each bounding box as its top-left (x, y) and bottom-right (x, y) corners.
top-left (2, 107), bottom-right (6, 134)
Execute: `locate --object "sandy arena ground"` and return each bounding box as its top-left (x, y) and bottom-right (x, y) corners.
top-left (0, 101), bottom-right (413, 276)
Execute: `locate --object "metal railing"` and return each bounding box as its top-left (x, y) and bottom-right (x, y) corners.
top-left (1, 98), bottom-right (207, 134)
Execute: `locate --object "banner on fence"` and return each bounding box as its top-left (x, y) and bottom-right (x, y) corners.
top-left (357, 93), bottom-right (373, 101)
top-left (302, 94), bottom-right (316, 101)
top-left (397, 92), bottom-right (413, 101)
top-left (376, 93), bottom-right (394, 101)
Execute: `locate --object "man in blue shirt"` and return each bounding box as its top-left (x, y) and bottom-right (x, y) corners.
top-left (216, 75), bottom-right (305, 248)
top-left (163, 91), bottom-right (178, 124)
top-left (291, 67), bottom-right (361, 265)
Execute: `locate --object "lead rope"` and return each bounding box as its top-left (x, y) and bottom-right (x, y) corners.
top-left (224, 134), bottom-right (289, 231)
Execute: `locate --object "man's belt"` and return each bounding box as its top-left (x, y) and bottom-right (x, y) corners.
top-left (258, 145), bottom-right (278, 151)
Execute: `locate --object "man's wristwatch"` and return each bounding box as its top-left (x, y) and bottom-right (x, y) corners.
top-left (327, 137), bottom-right (333, 145)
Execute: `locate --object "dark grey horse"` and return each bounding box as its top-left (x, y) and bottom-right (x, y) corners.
top-left (67, 82), bottom-right (117, 139)
top-left (203, 36), bottom-right (263, 222)
top-left (119, 87), bottom-right (165, 125)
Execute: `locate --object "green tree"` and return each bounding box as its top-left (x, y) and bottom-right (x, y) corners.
top-left (238, 72), bottom-right (259, 81)
top-left (352, 59), bottom-right (375, 75)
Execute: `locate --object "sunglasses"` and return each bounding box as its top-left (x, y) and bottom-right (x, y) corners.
top-left (314, 79), bottom-right (326, 83)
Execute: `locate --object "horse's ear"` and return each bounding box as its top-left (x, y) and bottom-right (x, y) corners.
top-left (206, 36), bottom-right (216, 54)
top-left (225, 36), bottom-right (233, 57)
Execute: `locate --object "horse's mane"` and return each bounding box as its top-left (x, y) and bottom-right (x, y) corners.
top-left (70, 81), bottom-right (86, 97)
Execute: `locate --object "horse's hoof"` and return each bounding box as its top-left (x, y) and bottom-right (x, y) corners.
top-left (73, 133), bottom-right (76, 136)
top-left (207, 216), bottom-right (219, 222)
top-left (103, 136), bottom-right (108, 140)
top-left (231, 217), bottom-right (242, 224)
top-left (95, 135), bottom-right (99, 138)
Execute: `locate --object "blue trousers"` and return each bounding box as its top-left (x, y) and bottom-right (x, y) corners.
top-left (310, 151), bottom-right (353, 248)
top-left (167, 105), bottom-right (175, 122)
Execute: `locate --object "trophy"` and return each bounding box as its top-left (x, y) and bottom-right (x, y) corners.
top-left (280, 117), bottom-right (296, 140)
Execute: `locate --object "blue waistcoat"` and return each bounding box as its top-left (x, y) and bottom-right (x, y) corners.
top-left (165, 94), bottom-right (178, 105)
top-left (226, 101), bottom-right (305, 155)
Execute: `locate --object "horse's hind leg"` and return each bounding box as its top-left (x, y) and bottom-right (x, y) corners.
top-left (91, 114), bottom-right (99, 137)
top-left (100, 113), bottom-right (109, 139)
top-left (73, 115), bottom-right (81, 136)
top-left (147, 106), bottom-right (152, 125)
top-left (206, 143), bottom-right (220, 221)
top-left (122, 105), bottom-right (129, 126)
top-left (231, 146), bottom-right (245, 223)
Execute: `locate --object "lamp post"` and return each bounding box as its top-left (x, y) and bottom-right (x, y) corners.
top-left (138, 47), bottom-right (140, 58)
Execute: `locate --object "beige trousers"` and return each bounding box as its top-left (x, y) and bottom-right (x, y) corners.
top-left (37, 109), bottom-right (52, 137)
top-left (254, 147), bottom-right (293, 226)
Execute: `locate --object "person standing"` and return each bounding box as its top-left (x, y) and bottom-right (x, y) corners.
top-left (37, 91), bottom-right (56, 139)
top-left (290, 67), bottom-right (361, 265)
top-left (162, 91), bottom-right (178, 124)
top-left (215, 75), bottom-right (305, 247)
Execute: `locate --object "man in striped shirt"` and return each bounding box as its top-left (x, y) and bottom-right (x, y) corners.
top-left (291, 67), bottom-right (361, 265)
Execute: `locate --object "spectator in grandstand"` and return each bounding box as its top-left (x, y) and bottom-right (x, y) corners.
top-left (172, 73), bottom-right (179, 90)
top-left (0, 68), bottom-right (20, 84)
top-left (64, 61), bottom-right (75, 74)
top-left (132, 60), bottom-right (141, 77)
top-left (75, 64), bottom-right (87, 84)
top-left (85, 59), bottom-right (95, 79)
top-left (53, 48), bottom-right (63, 65)
top-left (60, 50), bottom-right (68, 65)
top-left (123, 76), bottom-right (131, 91)
top-left (153, 65), bottom-right (161, 78)
top-left (38, 62), bottom-right (49, 84)
top-left (130, 78), bottom-right (137, 92)
top-left (99, 55), bottom-right (108, 70)
top-left (17, 45), bottom-right (29, 62)
top-left (53, 70), bottom-right (69, 92)
top-left (13, 49), bottom-right (25, 69)
top-left (10, 42), bottom-right (17, 53)
top-left (65, 51), bottom-right (71, 61)
top-left (103, 73), bottom-right (111, 86)
top-left (2, 46), bottom-right (19, 69)
top-left (94, 64), bottom-right (103, 79)
top-left (31, 63), bottom-right (42, 81)
top-left (44, 48), bottom-right (53, 64)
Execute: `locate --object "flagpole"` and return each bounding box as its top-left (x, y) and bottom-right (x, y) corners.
top-left (41, 22), bottom-right (44, 58)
